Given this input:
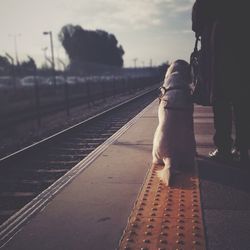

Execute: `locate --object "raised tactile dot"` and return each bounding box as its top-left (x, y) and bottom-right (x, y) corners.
top-left (176, 232), bottom-right (184, 237)
top-left (160, 232), bottom-right (168, 236)
top-left (177, 219), bottom-right (184, 223)
top-left (193, 240), bottom-right (200, 245)
top-left (129, 230), bottom-right (136, 235)
top-left (126, 238), bottom-right (133, 242)
top-left (192, 232), bottom-right (200, 237)
top-left (160, 239), bottom-right (167, 244)
top-left (176, 240), bottom-right (184, 245)
top-left (145, 231), bottom-right (152, 236)
top-left (143, 239), bottom-right (150, 243)
top-left (147, 224), bottom-right (154, 228)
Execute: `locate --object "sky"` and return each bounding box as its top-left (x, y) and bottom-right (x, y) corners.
top-left (0, 0), bottom-right (196, 69)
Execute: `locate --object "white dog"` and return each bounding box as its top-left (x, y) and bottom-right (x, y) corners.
top-left (152, 59), bottom-right (196, 186)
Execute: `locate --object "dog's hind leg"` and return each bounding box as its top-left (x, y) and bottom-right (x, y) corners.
top-left (152, 146), bottom-right (164, 165)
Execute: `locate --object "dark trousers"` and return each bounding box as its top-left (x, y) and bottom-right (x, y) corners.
top-left (213, 94), bottom-right (249, 155)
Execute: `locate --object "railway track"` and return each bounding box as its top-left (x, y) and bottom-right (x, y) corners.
top-left (0, 88), bottom-right (158, 227)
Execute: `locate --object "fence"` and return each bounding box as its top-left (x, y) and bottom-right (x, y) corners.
top-left (0, 72), bottom-right (162, 129)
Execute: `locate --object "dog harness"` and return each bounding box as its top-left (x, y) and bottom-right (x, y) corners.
top-left (158, 86), bottom-right (193, 110)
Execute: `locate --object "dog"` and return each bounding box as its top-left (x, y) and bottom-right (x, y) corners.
top-left (152, 59), bottom-right (196, 186)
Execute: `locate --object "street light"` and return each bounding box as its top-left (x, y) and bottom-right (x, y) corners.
top-left (43, 31), bottom-right (56, 88)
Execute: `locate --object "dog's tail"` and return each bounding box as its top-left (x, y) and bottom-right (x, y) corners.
top-left (157, 158), bottom-right (171, 186)
top-left (157, 166), bottom-right (171, 186)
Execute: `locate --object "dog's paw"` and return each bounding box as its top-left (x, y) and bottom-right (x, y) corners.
top-left (157, 166), bottom-right (171, 186)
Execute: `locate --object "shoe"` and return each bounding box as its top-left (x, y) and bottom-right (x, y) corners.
top-left (231, 147), bottom-right (240, 161)
top-left (208, 149), bottom-right (233, 163)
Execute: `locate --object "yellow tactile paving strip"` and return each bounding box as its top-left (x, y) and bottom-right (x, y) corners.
top-left (118, 164), bottom-right (206, 250)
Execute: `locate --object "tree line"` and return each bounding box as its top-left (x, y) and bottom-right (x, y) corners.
top-left (0, 24), bottom-right (125, 76)
top-left (0, 55), bottom-right (37, 76)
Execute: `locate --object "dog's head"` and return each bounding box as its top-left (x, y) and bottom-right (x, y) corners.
top-left (158, 59), bottom-right (193, 107)
top-left (164, 59), bottom-right (192, 88)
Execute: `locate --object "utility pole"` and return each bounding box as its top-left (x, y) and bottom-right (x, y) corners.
top-left (133, 58), bottom-right (138, 68)
top-left (149, 58), bottom-right (152, 67)
top-left (43, 31), bottom-right (56, 89)
top-left (9, 33), bottom-right (21, 65)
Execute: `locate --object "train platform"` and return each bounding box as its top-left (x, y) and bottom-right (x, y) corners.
top-left (1, 99), bottom-right (250, 250)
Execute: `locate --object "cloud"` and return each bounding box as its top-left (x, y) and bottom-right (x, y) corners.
top-left (68, 0), bottom-right (194, 31)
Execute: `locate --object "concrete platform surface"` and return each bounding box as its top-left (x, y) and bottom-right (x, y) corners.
top-left (1, 101), bottom-right (250, 250)
top-left (194, 105), bottom-right (250, 250)
top-left (1, 101), bottom-right (158, 250)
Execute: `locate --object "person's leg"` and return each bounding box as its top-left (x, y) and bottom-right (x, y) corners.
top-left (233, 96), bottom-right (250, 167)
top-left (209, 97), bottom-right (233, 160)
